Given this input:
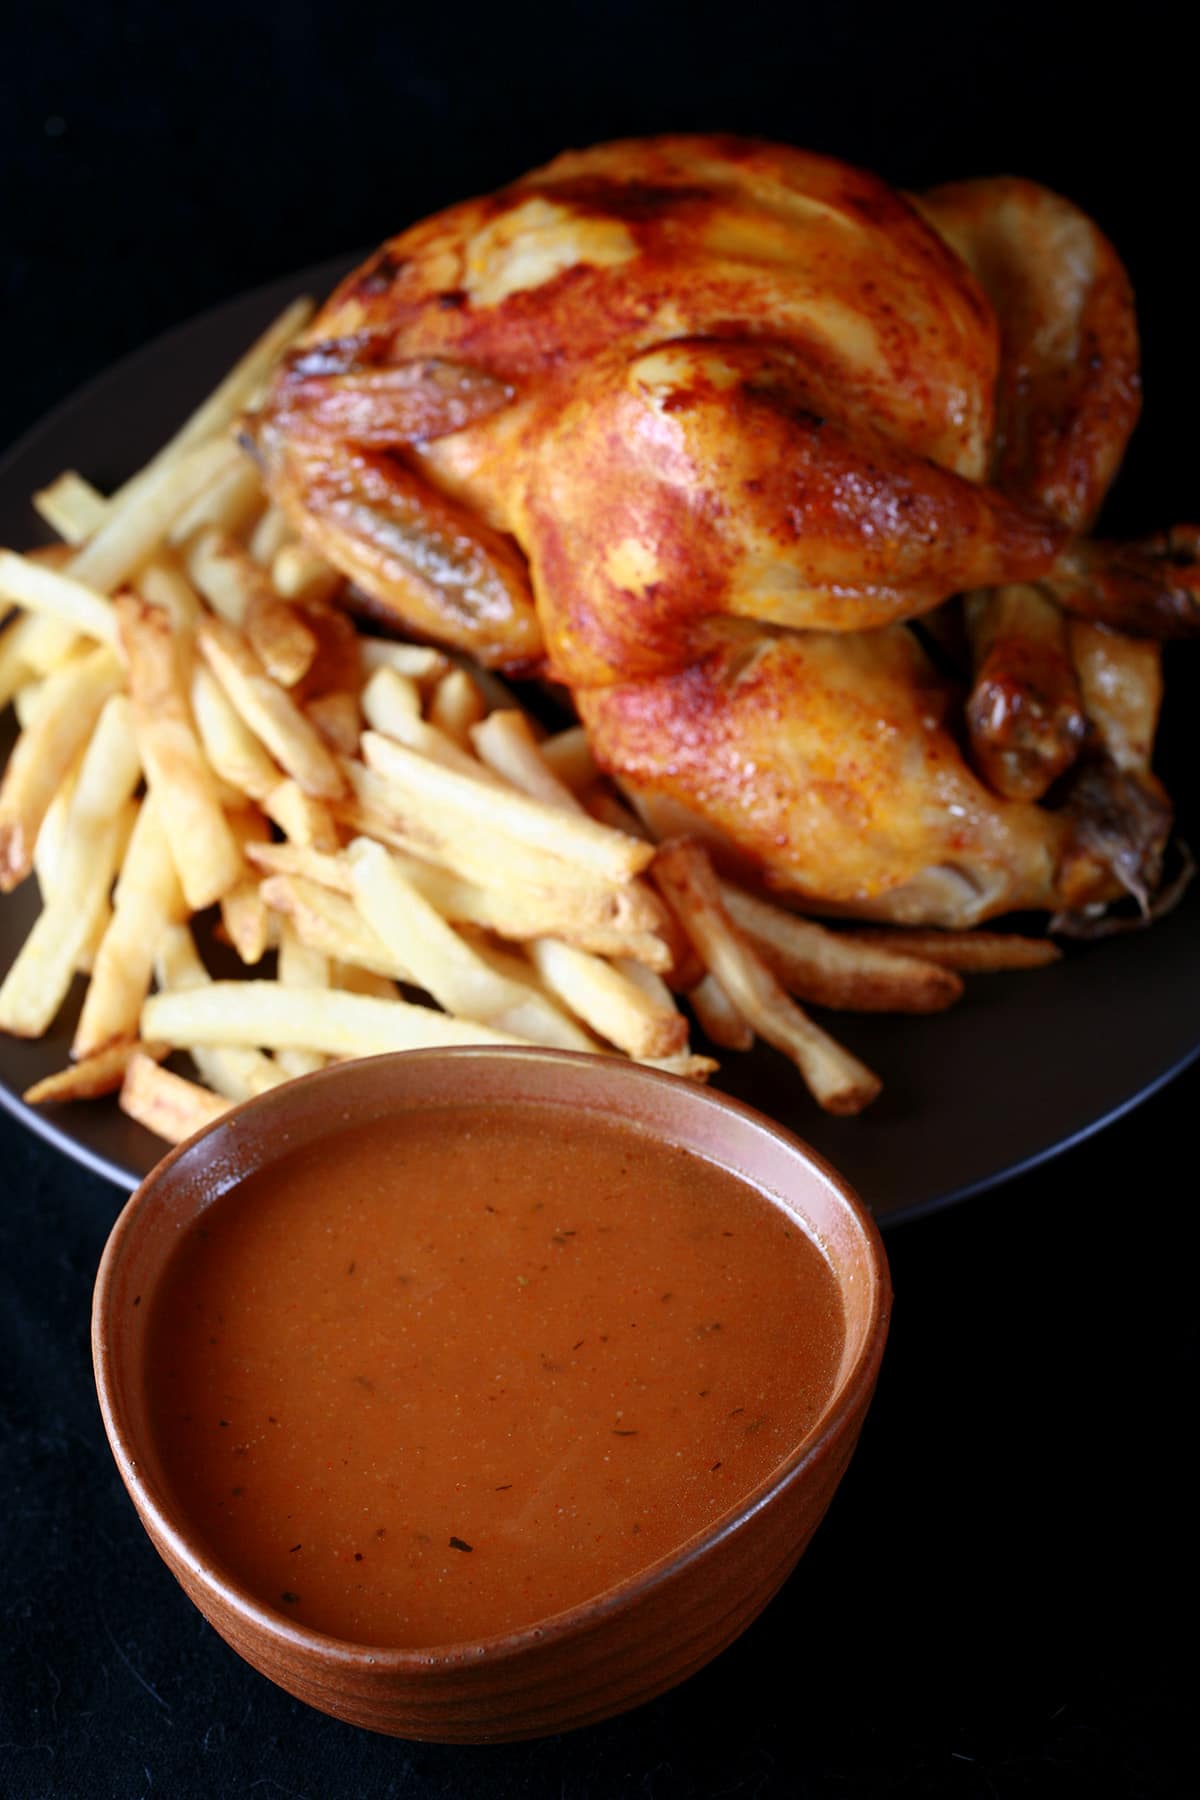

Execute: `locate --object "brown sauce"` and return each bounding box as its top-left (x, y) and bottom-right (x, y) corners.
top-left (146, 1102), bottom-right (844, 1647)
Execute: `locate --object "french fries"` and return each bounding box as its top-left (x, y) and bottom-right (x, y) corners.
top-left (0, 301), bottom-right (1067, 1154)
top-left (652, 839), bottom-right (882, 1115)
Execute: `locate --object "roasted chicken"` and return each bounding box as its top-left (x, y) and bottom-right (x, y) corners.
top-left (251, 136), bottom-right (1198, 926)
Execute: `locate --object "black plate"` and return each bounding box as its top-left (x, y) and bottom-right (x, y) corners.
top-left (2, 259), bottom-right (1198, 1222)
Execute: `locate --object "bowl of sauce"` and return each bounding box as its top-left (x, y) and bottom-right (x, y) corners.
top-left (93, 1047), bottom-right (890, 1741)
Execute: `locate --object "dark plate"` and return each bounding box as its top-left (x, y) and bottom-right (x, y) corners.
top-left (2, 259), bottom-right (1198, 1222)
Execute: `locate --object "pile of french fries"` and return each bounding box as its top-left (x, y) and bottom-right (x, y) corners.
top-left (0, 301), bottom-right (1060, 1148)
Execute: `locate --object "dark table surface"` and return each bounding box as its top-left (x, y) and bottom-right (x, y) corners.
top-left (2, 4), bottom-right (1196, 1793)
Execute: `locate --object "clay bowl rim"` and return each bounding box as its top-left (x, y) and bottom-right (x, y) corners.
top-left (93, 1044), bottom-right (891, 1673)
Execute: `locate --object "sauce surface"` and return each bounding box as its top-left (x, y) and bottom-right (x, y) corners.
top-left (147, 1102), bottom-right (844, 1647)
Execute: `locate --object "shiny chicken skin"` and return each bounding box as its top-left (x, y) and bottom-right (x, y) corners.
top-left (252, 136), bottom-right (1197, 926)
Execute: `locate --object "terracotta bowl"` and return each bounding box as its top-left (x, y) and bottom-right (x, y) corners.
top-left (93, 1047), bottom-right (890, 1742)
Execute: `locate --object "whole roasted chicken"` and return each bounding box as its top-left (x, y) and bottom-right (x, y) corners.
top-left (252, 136), bottom-right (1198, 926)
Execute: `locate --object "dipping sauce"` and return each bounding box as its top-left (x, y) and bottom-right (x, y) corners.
top-left (146, 1101), bottom-right (844, 1647)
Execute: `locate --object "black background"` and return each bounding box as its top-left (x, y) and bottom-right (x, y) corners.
top-left (2, 3), bottom-right (1197, 1795)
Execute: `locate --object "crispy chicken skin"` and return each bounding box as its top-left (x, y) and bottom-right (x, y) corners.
top-left (251, 135), bottom-right (1195, 925)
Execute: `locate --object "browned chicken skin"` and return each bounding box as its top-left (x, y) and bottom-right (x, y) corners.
top-left (251, 136), bottom-right (1196, 926)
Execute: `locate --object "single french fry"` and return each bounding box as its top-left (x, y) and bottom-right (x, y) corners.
top-left (331, 961), bottom-right (401, 1001)
top-left (0, 696), bottom-right (141, 1035)
top-left (190, 662), bottom-right (282, 804)
top-left (197, 613), bottom-right (346, 799)
top-left (117, 595), bottom-right (244, 909)
top-left (275, 922), bottom-right (330, 1077)
top-left (346, 837), bottom-right (595, 1050)
top-left (839, 926), bottom-right (1063, 972)
top-left (428, 666), bottom-right (486, 747)
top-left (470, 709), bottom-right (585, 811)
top-left (103, 297), bottom-right (314, 520)
top-left (245, 838), bottom-right (350, 891)
top-left (687, 971), bottom-right (755, 1051)
top-left (271, 540), bottom-right (342, 604)
top-left (0, 617), bottom-right (34, 710)
top-left (0, 643), bottom-right (123, 890)
top-left (220, 810), bottom-right (272, 966)
top-left (72, 793), bottom-right (187, 1058)
top-left (135, 559), bottom-right (204, 631)
top-left (305, 689), bottom-right (360, 756)
top-left (358, 638), bottom-right (450, 687)
top-left (639, 1049), bottom-right (719, 1081)
top-left (0, 549), bottom-right (118, 645)
top-left (249, 506), bottom-right (293, 567)
top-left (142, 981), bottom-right (537, 1058)
top-left (527, 937), bottom-right (688, 1059)
top-left (261, 873), bottom-right (414, 982)
top-left (360, 732), bottom-right (654, 884)
top-left (168, 453), bottom-right (264, 546)
top-left (152, 923), bottom-right (287, 1101)
top-left (32, 764), bottom-right (76, 904)
top-left (652, 840), bottom-right (881, 1115)
top-left (67, 436), bottom-right (239, 595)
top-left (719, 883), bottom-right (965, 1013)
top-left (32, 471), bottom-right (108, 545)
top-left (538, 725), bottom-right (599, 794)
top-left (119, 1051), bottom-right (231, 1144)
top-left (24, 1039), bottom-right (168, 1106)
top-left (263, 777), bottom-right (340, 849)
top-left (360, 664), bottom-right (420, 729)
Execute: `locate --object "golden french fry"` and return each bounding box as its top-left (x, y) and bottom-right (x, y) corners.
top-left (538, 725), bottom-right (599, 793)
top-left (331, 961), bottom-right (401, 1001)
top-left (197, 613), bottom-right (346, 799)
top-left (470, 709), bottom-right (585, 811)
top-left (428, 666), bottom-right (486, 746)
top-left (639, 1049), bottom-right (719, 1081)
top-left (358, 638), bottom-right (450, 686)
top-left (168, 453), bottom-right (264, 546)
top-left (249, 506), bottom-right (293, 567)
top-left (245, 838), bottom-right (349, 891)
top-left (73, 792), bottom-right (187, 1058)
top-left (135, 560), bottom-right (204, 631)
top-left (360, 732), bottom-right (654, 884)
top-left (719, 883), bottom-right (965, 1013)
top-left (360, 664), bottom-right (420, 729)
top-left (32, 471), bottom-right (108, 544)
top-left (219, 810), bottom-right (272, 966)
top-left (305, 689), bottom-right (360, 756)
top-left (839, 926), bottom-right (1063, 972)
top-left (346, 837), bottom-right (595, 1050)
top-left (117, 595), bottom-right (244, 909)
top-left (142, 980), bottom-right (536, 1058)
top-left (527, 936), bottom-right (688, 1059)
top-left (24, 1039), bottom-right (169, 1106)
top-left (190, 662), bottom-right (282, 803)
top-left (0, 617), bottom-right (34, 710)
top-left (687, 971), bottom-right (755, 1051)
top-left (263, 777), bottom-right (340, 849)
top-left (275, 922), bottom-right (330, 1077)
top-left (0, 550), bottom-right (118, 645)
top-left (119, 1051), bottom-right (231, 1144)
top-left (0, 696), bottom-right (141, 1035)
top-left (652, 840), bottom-right (881, 1115)
top-left (271, 540), bottom-right (342, 604)
top-left (0, 643), bottom-right (123, 890)
top-left (67, 436), bottom-right (239, 595)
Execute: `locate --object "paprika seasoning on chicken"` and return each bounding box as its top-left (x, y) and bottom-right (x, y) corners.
top-left (146, 1101), bottom-right (844, 1647)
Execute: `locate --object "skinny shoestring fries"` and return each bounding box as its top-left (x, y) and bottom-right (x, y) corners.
top-left (0, 302), bottom-right (1064, 1147)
